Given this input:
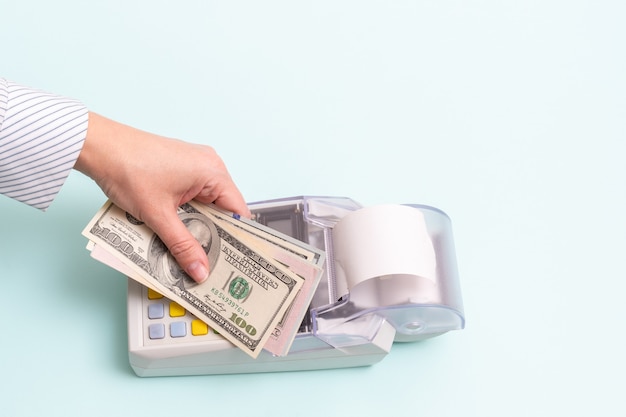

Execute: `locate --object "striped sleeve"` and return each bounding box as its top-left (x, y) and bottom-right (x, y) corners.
top-left (0, 78), bottom-right (88, 211)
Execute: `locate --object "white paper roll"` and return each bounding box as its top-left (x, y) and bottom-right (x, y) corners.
top-left (332, 204), bottom-right (437, 298)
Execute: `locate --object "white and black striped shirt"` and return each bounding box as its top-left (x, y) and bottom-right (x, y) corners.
top-left (0, 78), bottom-right (88, 210)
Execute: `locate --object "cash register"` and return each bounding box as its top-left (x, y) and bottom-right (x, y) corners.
top-left (126, 196), bottom-right (465, 376)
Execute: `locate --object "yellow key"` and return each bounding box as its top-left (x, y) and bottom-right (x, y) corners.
top-left (191, 319), bottom-right (209, 336)
top-left (147, 288), bottom-right (163, 300)
top-left (169, 301), bottom-right (186, 317)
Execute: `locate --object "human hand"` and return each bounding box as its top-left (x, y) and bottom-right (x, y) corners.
top-left (74, 112), bottom-right (250, 283)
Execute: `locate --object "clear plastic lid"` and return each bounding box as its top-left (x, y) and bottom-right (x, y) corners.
top-left (249, 196), bottom-right (465, 348)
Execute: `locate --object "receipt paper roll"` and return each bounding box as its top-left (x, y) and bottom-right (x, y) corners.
top-left (332, 204), bottom-right (437, 296)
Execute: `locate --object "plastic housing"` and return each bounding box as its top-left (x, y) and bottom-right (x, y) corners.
top-left (249, 196), bottom-right (465, 347)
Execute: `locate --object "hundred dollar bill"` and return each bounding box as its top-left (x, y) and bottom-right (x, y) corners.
top-left (196, 225), bottom-right (321, 355)
top-left (86, 201), bottom-right (325, 357)
top-left (82, 200), bottom-right (304, 358)
top-left (197, 204), bottom-right (325, 355)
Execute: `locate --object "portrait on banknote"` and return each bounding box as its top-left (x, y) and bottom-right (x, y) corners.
top-left (147, 211), bottom-right (221, 292)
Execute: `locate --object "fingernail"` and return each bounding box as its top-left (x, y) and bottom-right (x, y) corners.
top-left (187, 261), bottom-right (209, 283)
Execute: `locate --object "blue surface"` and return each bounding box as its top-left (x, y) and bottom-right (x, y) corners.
top-left (1, 1), bottom-right (625, 416)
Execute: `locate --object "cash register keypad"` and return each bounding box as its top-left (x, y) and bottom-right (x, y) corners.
top-left (143, 287), bottom-right (221, 345)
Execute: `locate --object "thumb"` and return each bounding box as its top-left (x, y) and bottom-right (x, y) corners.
top-left (146, 210), bottom-right (210, 284)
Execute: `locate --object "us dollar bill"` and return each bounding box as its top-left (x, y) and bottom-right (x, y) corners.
top-left (82, 200), bottom-right (304, 358)
top-left (199, 205), bottom-right (325, 355)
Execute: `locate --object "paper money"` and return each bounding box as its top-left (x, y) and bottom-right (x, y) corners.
top-left (88, 236), bottom-right (322, 356)
top-left (200, 206), bottom-right (325, 355)
top-left (82, 200), bottom-right (306, 358)
top-left (86, 207), bottom-right (324, 356)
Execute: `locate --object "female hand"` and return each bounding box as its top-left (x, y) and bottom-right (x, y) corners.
top-left (75, 112), bottom-right (250, 283)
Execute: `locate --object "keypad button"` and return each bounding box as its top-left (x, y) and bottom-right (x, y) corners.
top-left (148, 323), bottom-right (165, 339)
top-left (147, 288), bottom-right (164, 300)
top-left (169, 301), bottom-right (186, 317)
top-left (191, 319), bottom-right (209, 336)
top-left (170, 321), bottom-right (187, 338)
top-left (148, 303), bottom-right (165, 319)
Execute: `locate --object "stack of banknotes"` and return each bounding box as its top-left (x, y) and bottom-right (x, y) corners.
top-left (82, 200), bottom-right (325, 358)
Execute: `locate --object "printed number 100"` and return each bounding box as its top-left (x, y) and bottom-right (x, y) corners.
top-left (230, 313), bottom-right (257, 336)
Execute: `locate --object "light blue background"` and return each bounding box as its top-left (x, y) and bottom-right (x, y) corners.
top-left (1, 1), bottom-right (625, 416)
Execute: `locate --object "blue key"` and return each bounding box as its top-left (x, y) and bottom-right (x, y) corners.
top-left (148, 323), bottom-right (165, 339)
top-left (148, 303), bottom-right (165, 319)
top-left (170, 321), bottom-right (187, 338)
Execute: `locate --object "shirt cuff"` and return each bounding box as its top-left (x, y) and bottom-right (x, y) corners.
top-left (0, 78), bottom-right (89, 210)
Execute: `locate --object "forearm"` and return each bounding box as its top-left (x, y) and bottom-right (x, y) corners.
top-left (74, 112), bottom-right (149, 195)
top-left (0, 78), bottom-right (88, 210)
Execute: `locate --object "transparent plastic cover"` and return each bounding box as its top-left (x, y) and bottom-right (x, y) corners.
top-left (249, 196), bottom-right (464, 348)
